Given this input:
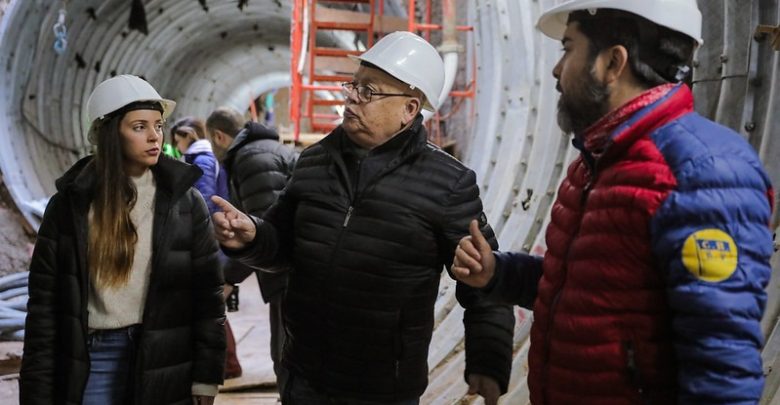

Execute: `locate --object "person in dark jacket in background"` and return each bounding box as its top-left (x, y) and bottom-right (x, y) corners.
top-left (19, 75), bottom-right (225, 405)
top-left (206, 106), bottom-right (297, 393)
top-left (453, 2), bottom-right (775, 404)
top-left (211, 32), bottom-right (513, 405)
top-left (172, 115), bottom-right (241, 379)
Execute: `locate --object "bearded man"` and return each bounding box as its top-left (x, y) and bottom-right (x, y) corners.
top-left (452, 1), bottom-right (776, 404)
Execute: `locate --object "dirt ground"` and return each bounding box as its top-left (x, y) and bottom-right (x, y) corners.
top-left (0, 181), bottom-right (34, 276)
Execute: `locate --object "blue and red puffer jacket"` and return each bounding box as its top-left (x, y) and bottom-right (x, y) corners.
top-left (490, 83), bottom-right (774, 404)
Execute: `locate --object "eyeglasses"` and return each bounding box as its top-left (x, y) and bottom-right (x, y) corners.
top-left (341, 82), bottom-right (413, 103)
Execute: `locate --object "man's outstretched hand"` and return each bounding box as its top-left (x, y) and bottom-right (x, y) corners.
top-left (452, 219), bottom-right (496, 288)
top-left (211, 196), bottom-right (256, 250)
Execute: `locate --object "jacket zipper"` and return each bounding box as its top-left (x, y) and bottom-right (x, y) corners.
top-left (320, 157), bottom-right (361, 381)
top-left (394, 313), bottom-right (403, 392)
top-left (541, 160), bottom-right (597, 404)
top-left (72, 195), bottom-right (92, 402)
top-left (343, 206), bottom-right (354, 227)
top-left (321, 143), bottom-right (420, 384)
top-left (624, 340), bottom-right (649, 404)
top-left (342, 156), bottom-right (362, 228)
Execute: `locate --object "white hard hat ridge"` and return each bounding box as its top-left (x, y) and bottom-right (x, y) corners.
top-left (352, 31), bottom-right (445, 111)
top-left (85, 74), bottom-right (176, 125)
top-left (536, 0), bottom-right (703, 45)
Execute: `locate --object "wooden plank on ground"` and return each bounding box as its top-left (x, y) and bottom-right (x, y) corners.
top-left (216, 390), bottom-right (279, 405)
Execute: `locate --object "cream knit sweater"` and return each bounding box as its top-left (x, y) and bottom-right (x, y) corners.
top-left (87, 169), bottom-right (155, 330)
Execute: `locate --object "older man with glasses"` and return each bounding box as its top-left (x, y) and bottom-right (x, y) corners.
top-left (210, 31), bottom-right (513, 405)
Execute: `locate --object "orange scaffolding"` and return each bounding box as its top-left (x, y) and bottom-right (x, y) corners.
top-left (289, 0), bottom-right (477, 147)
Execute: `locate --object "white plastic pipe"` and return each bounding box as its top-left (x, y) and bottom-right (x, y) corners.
top-left (423, 0), bottom-right (459, 122)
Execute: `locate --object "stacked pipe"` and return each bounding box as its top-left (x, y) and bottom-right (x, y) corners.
top-left (0, 272), bottom-right (28, 341)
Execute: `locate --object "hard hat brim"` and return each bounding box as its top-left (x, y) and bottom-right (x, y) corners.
top-left (347, 54), bottom-right (437, 111)
top-left (159, 99), bottom-right (177, 120)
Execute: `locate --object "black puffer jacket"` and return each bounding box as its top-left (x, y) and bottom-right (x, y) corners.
top-left (20, 156), bottom-right (226, 405)
top-left (222, 122), bottom-right (297, 301)
top-left (232, 117), bottom-right (514, 401)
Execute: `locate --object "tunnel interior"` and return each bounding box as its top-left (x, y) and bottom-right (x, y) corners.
top-left (1, 0), bottom-right (780, 402)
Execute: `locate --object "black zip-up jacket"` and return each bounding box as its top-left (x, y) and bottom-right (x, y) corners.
top-left (20, 156), bottom-right (226, 405)
top-left (222, 122), bottom-right (297, 301)
top-left (230, 116), bottom-right (514, 401)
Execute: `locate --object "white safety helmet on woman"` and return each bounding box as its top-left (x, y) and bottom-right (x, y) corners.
top-left (536, 0), bottom-right (703, 45)
top-left (350, 31), bottom-right (445, 111)
top-left (85, 75), bottom-right (176, 142)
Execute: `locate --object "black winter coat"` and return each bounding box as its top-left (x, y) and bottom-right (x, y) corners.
top-left (20, 156), bottom-right (226, 405)
top-left (231, 117), bottom-right (514, 401)
top-left (222, 122), bottom-right (297, 301)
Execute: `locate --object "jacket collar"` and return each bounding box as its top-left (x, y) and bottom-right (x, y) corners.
top-left (184, 139), bottom-right (213, 155)
top-left (578, 83), bottom-right (676, 157)
top-left (572, 83), bottom-right (694, 168)
top-left (316, 115), bottom-right (429, 201)
top-left (56, 154), bottom-right (202, 201)
top-left (224, 121), bottom-right (280, 169)
top-left (320, 114), bottom-right (428, 160)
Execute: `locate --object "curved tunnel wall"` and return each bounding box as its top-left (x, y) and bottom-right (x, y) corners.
top-left (0, 0), bottom-right (298, 228)
top-left (1, 0), bottom-right (780, 403)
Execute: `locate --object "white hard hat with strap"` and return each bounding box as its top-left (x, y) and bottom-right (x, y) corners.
top-left (350, 31), bottom-right (445, 111)
top-left (86, 74), bottom-right (176, 124)
top-left (536, 0), bottom-right (703, 45)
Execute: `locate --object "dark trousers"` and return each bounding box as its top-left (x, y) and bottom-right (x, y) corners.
top-left (282, 374), bottom-right (420, 405)
top-left (282, 375), bottom-right (420, 405)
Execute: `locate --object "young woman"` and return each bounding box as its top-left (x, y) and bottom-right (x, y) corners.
top-left (20, 75), bottom-right (226, 405)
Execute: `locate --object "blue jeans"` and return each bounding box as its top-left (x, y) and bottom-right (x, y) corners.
top-left (283, 374), bottom-right (420, 405)
top-left (82, 326), bottom-right (140, 405)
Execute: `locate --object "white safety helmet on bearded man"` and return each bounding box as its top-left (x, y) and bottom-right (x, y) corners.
top-left (537, 0), bottom-right (703, 45)
top-left (350, 31), bottom-right (445, 111)
top-left (86, 74), bottom-right (176, 124)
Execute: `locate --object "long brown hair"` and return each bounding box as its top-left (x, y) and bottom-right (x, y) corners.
top-left (88, 114), bottom-right (138, 288)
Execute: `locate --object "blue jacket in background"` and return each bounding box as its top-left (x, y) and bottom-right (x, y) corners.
top-left (184, 139), bottom-right (221, 215)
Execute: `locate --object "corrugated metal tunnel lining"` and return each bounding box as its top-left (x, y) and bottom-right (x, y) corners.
top-left (1, 0), bottom-right (313, 228)
top-left (1, 0), bottom-right (779, 403)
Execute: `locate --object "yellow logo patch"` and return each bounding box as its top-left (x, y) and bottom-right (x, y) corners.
top-left (681, 229), bottom-right (738, 282)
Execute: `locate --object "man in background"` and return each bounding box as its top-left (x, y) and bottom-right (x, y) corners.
top-left (206, 106), bottom-right (297, 393)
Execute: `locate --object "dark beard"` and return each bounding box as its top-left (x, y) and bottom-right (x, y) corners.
top-left (556, 68), bottom-right (610, 135)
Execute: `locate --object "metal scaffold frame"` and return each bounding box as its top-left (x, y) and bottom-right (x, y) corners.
top-left (288, 0), bottom-right (479, 148)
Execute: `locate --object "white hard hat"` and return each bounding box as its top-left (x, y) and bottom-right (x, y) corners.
top-left (350, 31), bottom-right (445, 111)
top-left (86, 74), bottom-right (176, 124)
top-left (537, 0), bottom-right (703, 45)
